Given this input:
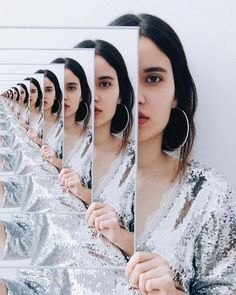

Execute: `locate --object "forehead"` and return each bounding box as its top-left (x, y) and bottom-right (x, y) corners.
top-left (139, 36), bottom-right (172, 71)
top-left (44, 77), bottom-right (54, 86)
top-left (95, 55), bottom-right (117, 78)
top-left (64, 68), bottom-right (80, 83)
top-left (30, 82), bottom-right (37, 89)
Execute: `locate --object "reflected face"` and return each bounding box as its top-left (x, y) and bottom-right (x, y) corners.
top-left (30, 82), bottom-right (38, 105)
top-left (20, 87), bottom-right (26, 103)
top-left (64, 68), bottom-right (82, 119)
top-left (95, 55), bottom-right (120, 128)
top-left (13, 90), bottom-right (17, 100)
top-left (138, 36), bottom-right (176, 143)
top-left (44, 77), bottom-right (56, 111)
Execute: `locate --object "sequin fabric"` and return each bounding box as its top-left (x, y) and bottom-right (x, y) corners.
top-left (137, 161), bottom-right (236, 294)
top-left (93, 140), bottom-right (136, 231)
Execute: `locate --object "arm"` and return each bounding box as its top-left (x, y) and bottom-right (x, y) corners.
top-left (0, 215), bottom-right (33, 260)
top-left (191, 188), bottom-right (236, 294)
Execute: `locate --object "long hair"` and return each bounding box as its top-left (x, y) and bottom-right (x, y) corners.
top-left (110, 14), bottom-right (197, 176)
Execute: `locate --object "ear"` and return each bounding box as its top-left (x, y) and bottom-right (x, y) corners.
top-left (117, 97), bottom-right (121, 104)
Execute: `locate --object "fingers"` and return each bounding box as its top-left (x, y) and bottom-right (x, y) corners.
top-left (40, 145), bottom-right (56, 158)
top-left (58, 169), bottom-right (78, 185)
top-left (85, 202), bottom-right (109, 221)
top-left (58, 168), bottom-right (73, 182)
top-left (94, 212), bottom-right (117, 231)
top-left (98, 217), bottom-right (118, 230)
top-left (129, 257), bottom-right (168, 289)
top-left (139, 268), bottom-right (171, 294)
top-left (126, 252), bottom-right (157, 277)
top-left (126, 252), bottom-right (175, 295)
top-left (87, 206), bottom-right (112, 226)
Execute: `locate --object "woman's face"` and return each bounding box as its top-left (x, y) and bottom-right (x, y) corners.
top-left (13, 90), bottom-right (17, 100)
top-left (44, 77), bottom-right (56, 111)
top-left (20, 87), bottom-right (26, 103)
top-left (30, 82), bottom-right (38, 106)
top-left (138, 36), bottom-right (176, 143)
top-left (95, 55), bottom-right (120, 128)
top-left (64, 68), bottom-right (82, 119)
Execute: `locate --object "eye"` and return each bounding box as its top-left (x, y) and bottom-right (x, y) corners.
top-left (146, 75), bottom-right (162, 83)
top-left (99, 81), bottom-right (112, 87)
top-left (67, 86), bottom-right (76, 91)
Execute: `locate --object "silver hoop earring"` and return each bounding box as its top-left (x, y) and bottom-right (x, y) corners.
top-left (111, 103), bottom-right (130, 134)
top-left (164, 107), bottom-right (190, 150)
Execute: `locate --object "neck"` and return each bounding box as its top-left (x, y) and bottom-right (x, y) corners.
top-left (44, 109), bottom-right (53, 120)
top-left (64, 115), bottom-right (79, 132)
top-left (95, 123), bottom-right (114, 146)
top-left (30, 104), bottom-right (37, 112)
top-left (138, 134), bottom-right (166, 171)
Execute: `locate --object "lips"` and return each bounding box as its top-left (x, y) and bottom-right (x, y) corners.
top-left (138, 111), bottom-right (149, 125)
top-left (64, 103), bottom-right (70, 109)
top-left (95, 106), bottom-right (102, 116)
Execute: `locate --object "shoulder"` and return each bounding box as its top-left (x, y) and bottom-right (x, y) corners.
top-left (185, 160), bottom-right (234, 207)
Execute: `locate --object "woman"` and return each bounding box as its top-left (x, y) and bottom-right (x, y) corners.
top-left (18, 83), bottom-right (30, 128)
top-left (108, 13), bottom-right (236, 295)
top-left (39, 69), bottom-right (64, 170)
top-left (27, 77), bottom-right (44, 146)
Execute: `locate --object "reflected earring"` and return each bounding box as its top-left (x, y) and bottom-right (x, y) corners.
top-left (75, 101), bottom-right (89, 123)
top-left (163, 107), bottom-right (189, 150)
top-left (51, 99), bottom-right (61, 113)
top-left (111, 103), bottom-right (130, 134)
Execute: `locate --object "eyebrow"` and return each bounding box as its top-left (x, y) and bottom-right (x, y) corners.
top-left (97, 76), bottom-right (114, 80)
top-left (45, 86), bottom-right (53, 89)
top-left (66, 82), bottom-right (78, 86)
top-left (143, 67), bottom-right (167, 73)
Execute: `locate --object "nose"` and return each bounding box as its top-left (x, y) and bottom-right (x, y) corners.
top-left (138, 86), bottom-right (146, 105)
top-left (94, 94), bottom-right (100, 102)
top-left (64, 93), bottom-right (68, 100)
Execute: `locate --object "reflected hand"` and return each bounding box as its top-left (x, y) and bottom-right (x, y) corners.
top-left (59, 168), bottom-right (83, 195)
top-left (28, 129), bottom-right (38, 142)
top-left (126, 252), bottom-right (178, 295)
top-left (85, 202), bottom-right (121, 244)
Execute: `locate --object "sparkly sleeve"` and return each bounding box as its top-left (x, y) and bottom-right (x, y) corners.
top-left (1, 181), bottom-right (24, 208)
top-left (191, 188), bottom-right (236, 294)
top-left (0, 215), bottom-right (34, 260)
top-left (1, 278), bottom-right (42, 295)
top-left (1, 268), bottom-right (71, 295)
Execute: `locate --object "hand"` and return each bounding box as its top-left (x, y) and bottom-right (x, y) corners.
top-left (28, 128), bottom-right (38, 142)
top-left (126, 252), bottom-right (178, 295)
top-left (19, 117), bottom-right (26, 128)
top-left (85, 202), bottom-right (122, 244)
top-left (40, 144), bottom-right (56, 162)
top-left (59, 168), bottom-right (82, 194)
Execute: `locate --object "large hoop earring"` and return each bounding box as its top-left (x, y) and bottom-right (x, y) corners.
top-left (163, 107), bottom-right (190, 151)
top-left (111, 103), bottom-right (130, 134)
top-left (75, 101), bottom-right (89, 123)
top-left (51, 99), bottom-right (61, 114)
